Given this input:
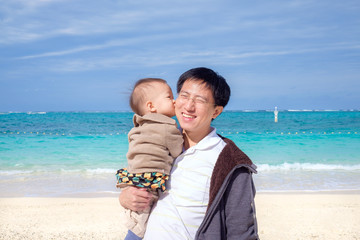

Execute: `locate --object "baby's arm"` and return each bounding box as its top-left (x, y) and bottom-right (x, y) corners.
top-left (166, 125), bottom-right (183, 158)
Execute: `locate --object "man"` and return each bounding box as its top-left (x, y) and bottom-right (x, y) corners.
top-left (120, 67), bottom-right (259, 240)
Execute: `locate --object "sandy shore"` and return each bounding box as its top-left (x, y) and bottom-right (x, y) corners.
top-left (256, 192), bottom-right (360, 240)
top-left (1, 193), bottom-right (359, 240)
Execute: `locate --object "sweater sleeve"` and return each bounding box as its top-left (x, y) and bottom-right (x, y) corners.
top-left (165, 125), bottom-right (183, 158)
top-left (224, 168), bottom-right (259, 240)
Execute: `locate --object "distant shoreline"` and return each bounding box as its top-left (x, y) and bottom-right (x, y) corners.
top-left (1, 109), bottom-right (360, 114)
top-left (1, 189), bottom-right (360, 199)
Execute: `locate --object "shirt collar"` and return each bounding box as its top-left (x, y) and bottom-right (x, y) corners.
top-left (182, 127), bottom-right (223, 153)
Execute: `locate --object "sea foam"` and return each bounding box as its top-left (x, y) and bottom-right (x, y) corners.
top-left (257, 163), bottom-right (360, 171)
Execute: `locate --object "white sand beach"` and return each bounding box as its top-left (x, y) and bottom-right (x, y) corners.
top-left (0, 193), bottom-right (359, 240)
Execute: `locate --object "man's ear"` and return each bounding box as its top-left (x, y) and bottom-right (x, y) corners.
top-left (212, 106), bottom-right (223, 120)
top-left (146, 101), bottom-right (157, 113)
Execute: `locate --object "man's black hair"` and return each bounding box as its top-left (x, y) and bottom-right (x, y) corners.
top-left (177, 67), bottom-right (231, 107)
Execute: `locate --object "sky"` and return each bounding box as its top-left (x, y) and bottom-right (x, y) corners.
top-left (1, 0), bottom-right (359, 112)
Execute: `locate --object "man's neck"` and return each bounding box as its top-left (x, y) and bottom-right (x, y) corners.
top-left (182, 128), bottom-right (212, 150)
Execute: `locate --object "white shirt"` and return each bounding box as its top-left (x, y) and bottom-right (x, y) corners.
top-left (144, 128), bottom-right (226, 240)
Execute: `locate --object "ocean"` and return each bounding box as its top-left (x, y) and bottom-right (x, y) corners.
top-left (0, 111), bottom-right (359, 197)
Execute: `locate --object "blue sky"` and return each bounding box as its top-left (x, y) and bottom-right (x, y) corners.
top-left (1, 0), bottom-right (359, 112)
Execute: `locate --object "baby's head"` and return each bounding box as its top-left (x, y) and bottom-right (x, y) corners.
top-left (130, 78), bottom-right (175, 117)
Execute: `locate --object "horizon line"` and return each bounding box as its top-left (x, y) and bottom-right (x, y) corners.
top-left (1, 109), bottom-right (360, 114)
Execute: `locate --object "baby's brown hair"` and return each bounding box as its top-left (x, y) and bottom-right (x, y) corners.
top-left (130, 78), bottom-right (168, 116)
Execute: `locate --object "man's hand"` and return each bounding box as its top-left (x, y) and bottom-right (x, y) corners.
top-left (119, 186), bottom-right (153, 212)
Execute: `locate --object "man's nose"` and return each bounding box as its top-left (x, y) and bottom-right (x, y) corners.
top-left (184, 98), bottom-right (196, 110)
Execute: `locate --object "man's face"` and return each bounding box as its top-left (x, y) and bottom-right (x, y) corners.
top-left (175, 79), bottom-right (223, 139)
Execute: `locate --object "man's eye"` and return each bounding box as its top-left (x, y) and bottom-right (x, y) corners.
top-left (195, 98), bottom-right (206, 104)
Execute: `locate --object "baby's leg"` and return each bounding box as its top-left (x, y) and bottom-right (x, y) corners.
top-left (128, 190), bottom-right (159, 238)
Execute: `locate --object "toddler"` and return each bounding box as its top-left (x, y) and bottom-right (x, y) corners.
top-left (116, 78), bottom-right (183, 239)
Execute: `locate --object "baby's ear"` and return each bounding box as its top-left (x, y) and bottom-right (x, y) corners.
top-left (146, 101), bottom-right (157, 113)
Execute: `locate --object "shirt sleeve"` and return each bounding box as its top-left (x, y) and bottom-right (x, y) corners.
top-left (224, 168), bottom-right (259, 240)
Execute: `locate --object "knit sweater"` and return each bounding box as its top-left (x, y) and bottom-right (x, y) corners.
top-left (126, 113), bottom-right (183, 174)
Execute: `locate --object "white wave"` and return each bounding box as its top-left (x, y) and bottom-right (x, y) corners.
top-left (85, 168), bottom-right (118, 174)
top-left (287, 109), bottom-right (313, 112)
top-left (7, 111), bottom-right (23, 114)
top-left (56, 168), bottom-right (118, 174)
top-left (257, 162), bottom-right (360, 171)
top-left (3, 163), bottom-right (359, 177)
top-left (313, 109), bottom-right (339, 112)
top-left (0, 168), bottom-right (118, 176)
top-left (27, 111), bottom-right (47, 114)
top-left (241, 110), bottom-right (258, 112)
top-left (0, 170), bottom-right (33, 175)
top-left (257, 189), bottom-right (360, 193)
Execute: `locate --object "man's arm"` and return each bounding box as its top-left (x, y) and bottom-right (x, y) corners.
top-left (225, 168), bottom-right (259, 240)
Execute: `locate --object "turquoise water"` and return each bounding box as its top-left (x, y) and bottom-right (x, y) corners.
top-left (0, 111), bottom-right (359, 196)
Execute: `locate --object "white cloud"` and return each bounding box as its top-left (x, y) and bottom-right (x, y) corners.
top-left (29, 41), bottom-right (357, 73)
top-left (0, 0), bottom-right (215, 44)
top-left (16, 41), bottom-right (126, 59)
